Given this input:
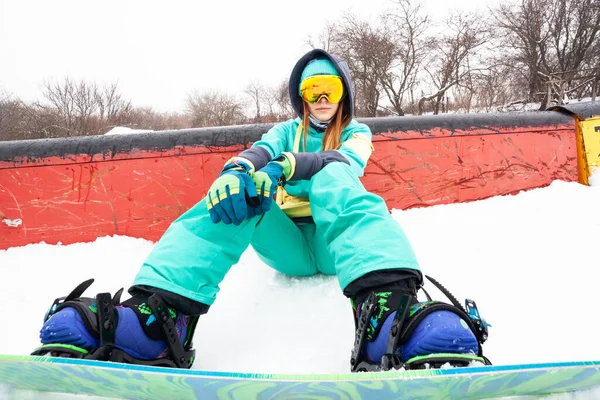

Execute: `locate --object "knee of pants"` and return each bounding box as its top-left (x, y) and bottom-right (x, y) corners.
top-left (310, 161), bottom-right (363, 190)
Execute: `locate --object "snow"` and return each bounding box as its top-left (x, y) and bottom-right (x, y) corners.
top-left (590, 168), bottom-right (600, 186)
top-left (1, 177), bottom-right (600, 399)
top-left (1, 218), bottom-right (22, 228)
top-left (103, 126), bottom-right (153, 135)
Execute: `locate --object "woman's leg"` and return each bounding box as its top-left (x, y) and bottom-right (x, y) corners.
top-left (312, 223), bottom-right (336, 275)
top-left (308, 162), bottom-right (421, 291)
top-left (308, 163), bottom-right (482, 369)
top-left (37, 197), bottom-right (318, 366)
top-left (133, 198), bottom-right (264, 307)
top-left (250, 205), bottom-right (317, 277)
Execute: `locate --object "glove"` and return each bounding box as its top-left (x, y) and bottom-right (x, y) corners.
top-left (252, 161), bottom-right (285, 213)
top-left (251, 151), bottom-right (346, 212)
top-left (206, 161), bottom-right (259, 225)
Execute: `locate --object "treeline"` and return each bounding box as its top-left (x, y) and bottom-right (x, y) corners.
top-left (320, 0), bottom-right (600, 117)
top-left (0, 77), bottom-right (295, 142)
top-left (1, 0), bottom-right (598, 142)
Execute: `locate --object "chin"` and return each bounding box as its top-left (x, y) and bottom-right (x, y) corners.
top-left (316, 114), bottom-right (334, 120)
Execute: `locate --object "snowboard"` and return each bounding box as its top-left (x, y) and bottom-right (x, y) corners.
top-left (1, 355), bottom-right (599, 400)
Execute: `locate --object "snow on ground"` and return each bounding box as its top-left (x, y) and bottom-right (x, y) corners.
top-left (1, 178), bottom-right (600, 399)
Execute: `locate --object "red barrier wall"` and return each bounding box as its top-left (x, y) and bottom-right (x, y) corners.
top-left (0, 112), bottom-right (579, 250)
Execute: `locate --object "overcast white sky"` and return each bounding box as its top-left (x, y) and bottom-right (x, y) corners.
top-left (0, 0), bottom-right (500, 113)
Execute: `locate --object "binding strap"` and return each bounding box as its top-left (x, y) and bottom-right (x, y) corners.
top-left (350, 292), bottom-right (378, 372)
top-left (147, 294), bottom-right (194, 368)
top-left (96, 293), bottom-right (117, 347)
top-left (380, 293), bottom-right (412, 371)
top-left (33, 279), bottom-right (196, 369)
top-left (351, 275), bottom-right (492, 372)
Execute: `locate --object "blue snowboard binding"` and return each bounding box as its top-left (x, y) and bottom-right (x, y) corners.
top-left (350, 275), bottom-right (491, 372)
top-left (31, 279), bottom-right (198, 369)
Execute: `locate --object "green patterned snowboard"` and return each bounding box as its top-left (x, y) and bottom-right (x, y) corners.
top-left (1, 355), bottom-right (599, 399)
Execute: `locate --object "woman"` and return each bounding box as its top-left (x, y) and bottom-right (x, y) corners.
top-left (34, 49), bottom-right (487, 370)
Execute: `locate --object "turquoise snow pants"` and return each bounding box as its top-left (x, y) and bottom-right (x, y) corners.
top-left (133, 162), bottom-right (420, 306)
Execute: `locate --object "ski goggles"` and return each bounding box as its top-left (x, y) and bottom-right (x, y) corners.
top-left (300, 75), bottom-right (344, 104)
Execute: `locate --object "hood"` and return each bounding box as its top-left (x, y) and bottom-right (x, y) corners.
top-left (288, 48), bottom-right (355, 121)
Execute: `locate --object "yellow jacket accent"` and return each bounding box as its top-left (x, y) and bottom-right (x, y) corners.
top-left (276, 123), bottom-right (312, 218)
top-left (343, 135), bottom-right (374, 164)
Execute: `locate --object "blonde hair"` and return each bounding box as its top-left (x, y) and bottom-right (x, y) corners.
top-left (301, 102), bottom-right (350, 152)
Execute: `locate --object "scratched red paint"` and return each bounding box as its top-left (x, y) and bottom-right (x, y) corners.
top-left (0, 124), bottom-right (578, 250)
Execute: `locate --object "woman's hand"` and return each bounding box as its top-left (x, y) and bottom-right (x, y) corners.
top-left (206, 162), bottom-right (259, 225)
top-left (252, 162), bottom-right (285, 213)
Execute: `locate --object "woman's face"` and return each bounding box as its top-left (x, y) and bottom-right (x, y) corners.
top-left (307, 97), bottom-right (339, 121)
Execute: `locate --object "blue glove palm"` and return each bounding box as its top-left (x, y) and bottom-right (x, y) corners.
top-left (252, 162), bottom-right (284, 213)
top-left (206, 163), bottom-right (258, 225)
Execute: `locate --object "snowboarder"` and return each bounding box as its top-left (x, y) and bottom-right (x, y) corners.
top-left (33, 49), bottom-right (489, 370)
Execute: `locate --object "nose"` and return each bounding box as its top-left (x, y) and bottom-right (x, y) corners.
top-left (318, 96), bottom-right (329, 104)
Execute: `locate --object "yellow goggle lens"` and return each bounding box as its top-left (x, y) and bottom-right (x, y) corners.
top-left (300, 75), bottom-right (344, 104)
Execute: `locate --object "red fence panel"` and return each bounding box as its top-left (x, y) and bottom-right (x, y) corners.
top-left (0, 111), bottom-right (579, 249)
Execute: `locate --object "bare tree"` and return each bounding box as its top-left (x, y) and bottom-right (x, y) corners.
top-left (33, 78), bottom-right (160, 137)
top-left (19, 104), bottom-right (66, 139)
top-left (39, 78), bottom-right (103, 136)
top-left (244, 81), bottom-right (263, 122)
top-left (587, 40), bottom-right (600, 101)
top-left (97, 82), bottom-right (133, 127)
top-left (326, 15), bottom-right (385, 117)
top-left (493, 0), bottom-right (600, 108)
top-left (547, 0), bottom-right (600, 103)
top-left (320, 10), bottom-right (425, 117)
top-left (244, 81), bottom-right (290, 123)
top-left (258, 85), bottom-right (291, 122)
top-left (186, 90), bottom-right (247, 128)
top-left (307, 22), bottom-right (338, 52)
top-left (2, 80), bottom-right (198, 141)
top-left (418, 12), bottom-right (490, 115)
top-left (274, 79), bottom-right (294, 119)
top-left (494, 0), bottom-right (552, 104)
top-left (382, 0), bottom-right (432, 116)
top-left (73, 80), bottom-right (99, 135)
top-left (114, 106), bottom-right (190, 131)
top-left (456, 62), bottom-right (527, 112)
top-left (0, 91), bottom-right (34, 141)
top-left (308, 1), bottom-right (430, 116)
top-left (262, 86), bottom-right (278, 117)
top-left (40, 77), bottom-right (78, 135)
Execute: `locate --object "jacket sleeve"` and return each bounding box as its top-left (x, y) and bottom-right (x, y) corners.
top-left (336, 121), bottom-right (374, 177)
top-left (226, 120), bottom-right (292, 173)
top-left (273, 121), bottom-right (373, 181)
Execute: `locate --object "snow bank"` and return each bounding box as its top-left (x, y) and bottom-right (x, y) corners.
top-left (104, 126), bottom-right (153, 135)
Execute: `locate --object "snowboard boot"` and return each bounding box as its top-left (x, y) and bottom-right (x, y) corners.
top-left (350, 275), bottom-right (490, 371)
top-left (31, 279), bottom-right (199, 369)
